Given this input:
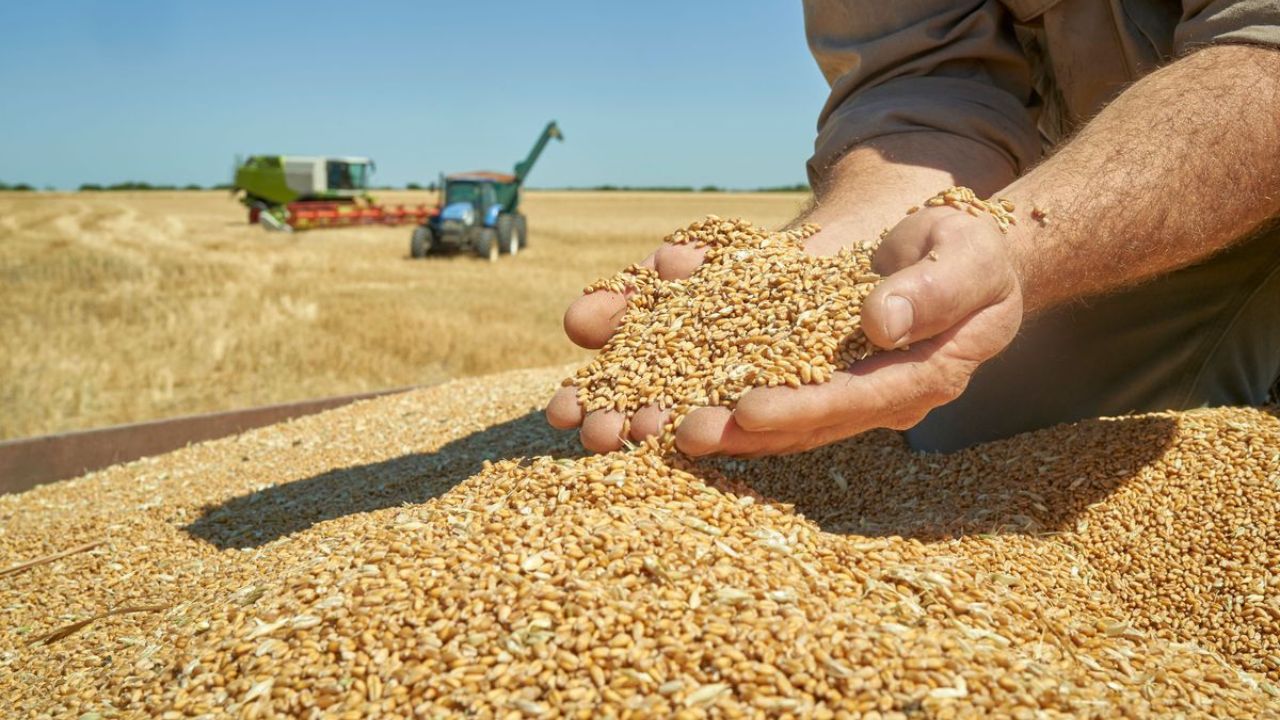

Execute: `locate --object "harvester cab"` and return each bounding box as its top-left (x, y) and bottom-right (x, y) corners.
top-left (410, 121), bottom-right (563, 262)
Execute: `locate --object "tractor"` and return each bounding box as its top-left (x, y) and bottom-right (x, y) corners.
top-left (410, 121), bottom-right (563, 261)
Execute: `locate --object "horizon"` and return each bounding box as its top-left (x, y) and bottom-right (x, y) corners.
top-left (0, 181), bottom-right (812, 193)
top-left (0, 1), bottom-right (830, 191)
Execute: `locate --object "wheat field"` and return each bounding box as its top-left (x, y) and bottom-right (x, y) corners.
top-left (0, 190), bottom-right (810, 439)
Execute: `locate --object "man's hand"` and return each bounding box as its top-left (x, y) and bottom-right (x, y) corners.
top-left (672, 207), bottom-right (1024, 456)
top-left (547, 206), bottom-right (1025, 455)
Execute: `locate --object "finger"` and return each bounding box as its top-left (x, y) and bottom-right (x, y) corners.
top-left (674, 407), bottom-right (814, 458)
top-left (580, 410), bottom-right (626, 453)
top-left (652, 242), bottom-right (707, 280)
top-left (750, 409), bottom-right (921, 457)
top-left (680, 395), bottom-right (928, 458)
top-left (680, 375), bottom-right (950, 457)
top-left (731, 355), bottom-right (928, 435)
top-left (870, 211), bottom-right (935, 275)
top-left (565, 238), bottom-right (706, 351)
top-left (563, 291), bottom-right (628, 349)
top-left (862, 231), bottom-right (1015, 349)
top-left (628, 403), bottom-right (670, 441)
top-left (545, 385), bottom-right (584, 429)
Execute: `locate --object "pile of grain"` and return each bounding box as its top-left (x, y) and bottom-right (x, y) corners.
top-left (568, 217), bottom-right (881, 417)
top-left (2, 366), bottom-right (1279, 718)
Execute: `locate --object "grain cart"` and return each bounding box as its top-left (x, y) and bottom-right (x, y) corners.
top-left (234, 155), bottom-right (434, 231)
top-left (410, 121), bottom-right (563, 261)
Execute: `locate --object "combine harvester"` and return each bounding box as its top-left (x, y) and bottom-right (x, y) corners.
top-left (410, 121), bottom-right (563, 261)
top-left (233, 155), bottom-right (436, 231)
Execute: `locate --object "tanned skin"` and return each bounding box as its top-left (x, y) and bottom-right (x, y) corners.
top-left (547, 44), bottom-right (1280, 456)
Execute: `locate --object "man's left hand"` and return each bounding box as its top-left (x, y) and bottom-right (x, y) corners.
top-left (672, 206), bottom-right (1027, 456)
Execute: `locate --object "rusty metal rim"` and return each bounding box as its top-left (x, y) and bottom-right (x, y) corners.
top-left (0, 387), bottom-right (416, 496)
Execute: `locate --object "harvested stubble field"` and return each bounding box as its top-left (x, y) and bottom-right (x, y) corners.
top-left (0, 190), bottom-right (809, 439)
top-left (2, 366), bottom-right (1279, 718)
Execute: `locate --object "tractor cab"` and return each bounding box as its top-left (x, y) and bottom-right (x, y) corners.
top-left (440, 177), bottom-right (501, 229)
top-left (423, 174), bottom-right (512, 261)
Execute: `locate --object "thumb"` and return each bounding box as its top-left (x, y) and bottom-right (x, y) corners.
top-left (861, 231), bottom-right (1017, 349)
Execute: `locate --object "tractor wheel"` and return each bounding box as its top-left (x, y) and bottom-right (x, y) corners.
top-left (410, 225), bottom-right (435, 258)
top-left (480, 228), bottom-right (500, 262)
top-left (496, 214), bottom-right (518, 256)
top-left (515, 213), bottom-right (528, 248)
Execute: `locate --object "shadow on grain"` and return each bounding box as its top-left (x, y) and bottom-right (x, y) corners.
top-left (184, 410), bottom-right (582, 549)
top-left (701, 414), bottom-right (1180, 541)
top-left (188, 408), bottom-right (1184, 549)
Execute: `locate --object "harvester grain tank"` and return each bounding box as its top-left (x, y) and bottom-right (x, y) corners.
top-left (410, 121), bottom-right (563, 261)
top-left (233, 155), bottom-right (434, 231)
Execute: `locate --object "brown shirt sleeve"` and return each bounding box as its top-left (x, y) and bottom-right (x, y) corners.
top-left (1176, 0), bottom-right (1280, 52)
top-left (804, 0), bottom-right (1040, 186)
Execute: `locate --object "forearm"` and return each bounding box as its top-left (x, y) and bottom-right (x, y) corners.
top-left (804, 132), bottom-right (1019, 255)
top-left (1002, 44), bottom-right (1280, 313)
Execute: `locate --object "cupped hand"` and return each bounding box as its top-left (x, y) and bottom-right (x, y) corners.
top-left (548, 207), bottom-right (1026, 455)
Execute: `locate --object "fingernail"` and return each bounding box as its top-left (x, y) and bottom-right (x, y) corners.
top-left (883, 294), bottom-right (914, 346)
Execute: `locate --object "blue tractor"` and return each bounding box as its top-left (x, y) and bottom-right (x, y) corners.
top-left (411, 121), bottom-right (563, 261)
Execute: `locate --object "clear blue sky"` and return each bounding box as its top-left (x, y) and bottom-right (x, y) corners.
top-left (0, 1), bottom-right (832, 190)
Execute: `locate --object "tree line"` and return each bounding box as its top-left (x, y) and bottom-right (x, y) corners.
top-left (1, 181), bottom-right (810, 193)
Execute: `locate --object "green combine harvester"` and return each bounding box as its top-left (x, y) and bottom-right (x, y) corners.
top-left (411, 121), bottom-right (563, 261)
top-left (233, 156), bottom-right (432, 230)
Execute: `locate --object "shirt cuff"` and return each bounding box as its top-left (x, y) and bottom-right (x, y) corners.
top-left (808, 76), bottom-right (1042, 187)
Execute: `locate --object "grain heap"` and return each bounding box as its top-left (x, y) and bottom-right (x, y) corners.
top-left (3, 200), bottom-right (1280, 718)
top-left (2, 366), bottom-right (1279, 718)
top-left (568, 217), bottom-right (881, 417)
